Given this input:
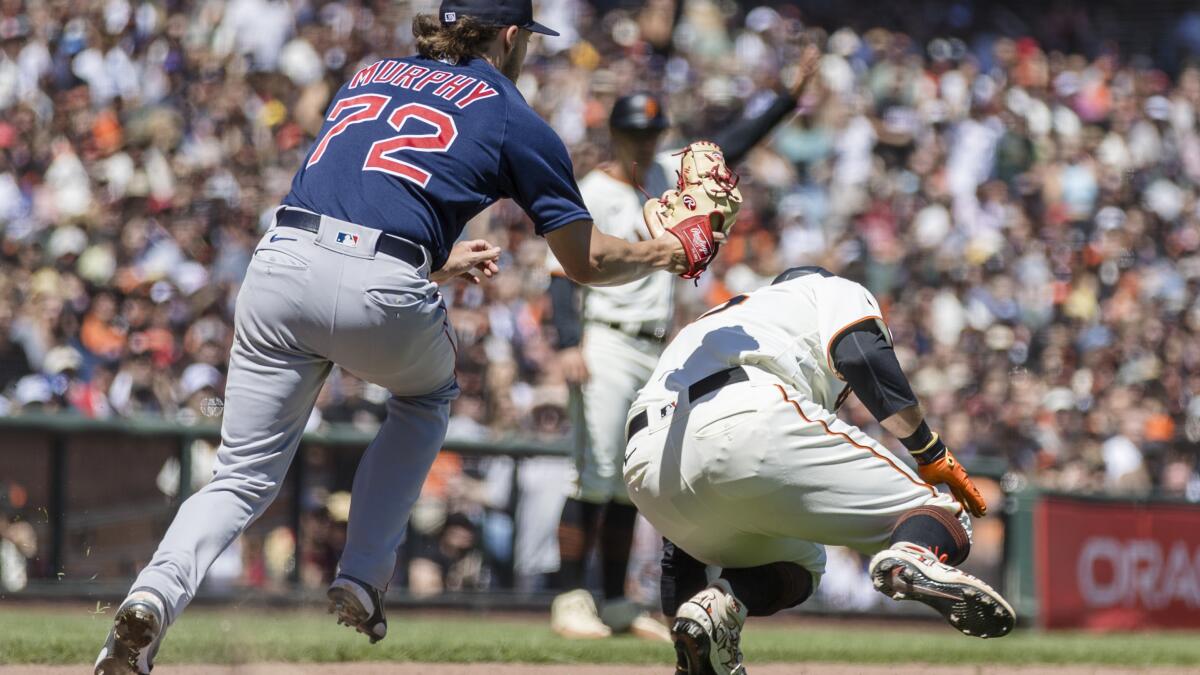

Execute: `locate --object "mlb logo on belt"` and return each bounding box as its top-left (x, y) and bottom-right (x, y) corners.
top-left (335, 232), bottom-right (359, 248)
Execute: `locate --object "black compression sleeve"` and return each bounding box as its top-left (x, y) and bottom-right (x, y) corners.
top-left (549, 275), bottom-right (582, 349)
top-left (710, 92), bottom-right (798, 166)
top-left (830, 322), bottom-right (919, 423)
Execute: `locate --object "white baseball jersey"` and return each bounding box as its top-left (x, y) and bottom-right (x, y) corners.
top-left (547, 154), bottom-right (677, 326)
top-left (636, 273), bottom-right (888, 414)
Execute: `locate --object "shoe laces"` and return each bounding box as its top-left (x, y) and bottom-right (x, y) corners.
top-left (895, 542), bottom-right (982, 580)
top-left (896, 542), bottom-right (943, 562)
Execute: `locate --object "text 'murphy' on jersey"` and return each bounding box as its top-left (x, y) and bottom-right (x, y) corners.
top-left (283, 56), bottom-right (590, 271)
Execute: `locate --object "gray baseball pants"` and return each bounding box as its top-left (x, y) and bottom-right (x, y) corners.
top-left (133, 210), bottom-right (459, 623)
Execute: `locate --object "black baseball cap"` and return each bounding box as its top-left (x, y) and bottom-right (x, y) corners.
top-left (610, 92), bottom-right (669, 132)
top-left (439, 0), bottom-right (560, 37)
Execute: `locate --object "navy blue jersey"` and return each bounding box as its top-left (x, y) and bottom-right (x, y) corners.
top-left (284, 55), bottom-right (591, 270)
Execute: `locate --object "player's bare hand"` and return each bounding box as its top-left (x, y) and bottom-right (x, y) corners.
top-left (916, 449), bottom-right (988, 518)
top-left (789, 45), bottom-right (822, 97)
top-left (432, 239), bottom-right (501, 285)
top-left (558, 346), bottom-right (589, 384)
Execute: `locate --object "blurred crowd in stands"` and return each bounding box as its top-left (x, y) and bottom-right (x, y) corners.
top-left (4, 0), bottom-right (1200, 593)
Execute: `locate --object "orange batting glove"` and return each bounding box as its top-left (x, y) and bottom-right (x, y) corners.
top-left (908, 431), bottom-right (987, 518)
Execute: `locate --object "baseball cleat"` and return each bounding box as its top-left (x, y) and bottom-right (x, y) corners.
top-left (598, 598), bottom-right (672, 642)
top-left (869, 542), bottom-right (1016, 639)
top-left (630, 612), bottom-right (673, 642)
top-left (671, 579), bottom-right (748, 675)
top-left (327, 575), bottom-right (388, 644)
top-left (551, 589), bottom-right (612, 639)
top-left (94, 591), bottom-right (165, 675)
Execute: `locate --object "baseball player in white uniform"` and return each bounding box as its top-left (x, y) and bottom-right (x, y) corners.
top-left (547, 49), bottom-right (822, 641)
top-left (623, 266), bottom-right (1016, 675)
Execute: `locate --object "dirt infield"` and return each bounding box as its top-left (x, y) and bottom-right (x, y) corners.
top-left (7, 664), bottom-right (1197, 675)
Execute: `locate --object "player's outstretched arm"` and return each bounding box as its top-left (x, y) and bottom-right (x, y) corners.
top-left (430, 239), bottom-right (502, 286)
top-left (546, 219), bottom-right (690, 287)
top-left (832, 322), bottom-right (988, 517)
top-left (706, 45), bottom-right (821, 166)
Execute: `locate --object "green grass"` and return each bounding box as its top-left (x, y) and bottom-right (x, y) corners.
top-left (2, 607), bottom-right (1199, 667)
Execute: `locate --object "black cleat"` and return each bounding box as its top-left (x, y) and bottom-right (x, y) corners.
top-left (327, 574), bottom-right (388, 644)
top-left (94, 592), bottom-right (165, 675)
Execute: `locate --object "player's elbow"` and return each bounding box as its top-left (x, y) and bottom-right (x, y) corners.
top-left (831, 328), bottom-right (886, 385)
top-left (558, 259), bottom-right (598, 285)
top-left (562, 248), bottom-right (618, 285)
top-left (835, 349), bottom-right (870, 380)
top-left (546, 220), bottom-right (606, 285)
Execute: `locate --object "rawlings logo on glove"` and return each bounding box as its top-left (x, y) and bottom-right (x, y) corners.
top-left (643, 141), bottom-right (742, 280)
top-left (689, 227), bottom-right (711, 255)
top-left (662, 215), bottom-right (717, 280)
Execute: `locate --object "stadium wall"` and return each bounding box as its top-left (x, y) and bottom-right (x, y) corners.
top-left (6, 417), bottom-right (1199, 628)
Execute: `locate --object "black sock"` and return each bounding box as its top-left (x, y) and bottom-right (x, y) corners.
top-left (661, 538), bottom-right (708, 617)
top-left (889, 506), bottom-right (970, 565)
top-left (557, 497), bottom-right (602, 590)
top-left (720, 562), bottom-right (813, 617)
top-left (600, 501), bottom-right (638, 600)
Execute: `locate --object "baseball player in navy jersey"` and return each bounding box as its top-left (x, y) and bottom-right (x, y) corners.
top-left (622, 267), bottom-right (1016, 675)
top-left (94, 2), bottom-right (727, 673)
top-left (546, 49), bottom-right (821, 642)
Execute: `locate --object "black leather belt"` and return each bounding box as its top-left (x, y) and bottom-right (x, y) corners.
top-left (276, 208), bottom-right (426, 268)
top-left (596, 321), bottom-right (667, 343)
top-left (626, 366), bottom-right (749, 441)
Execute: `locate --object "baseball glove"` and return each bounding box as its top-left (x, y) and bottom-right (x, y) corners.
top-left (642, 141), bottom-right (743, 279)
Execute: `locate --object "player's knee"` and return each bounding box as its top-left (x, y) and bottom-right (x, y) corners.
top-left (721, 562), bottom-right (814, 617)
top-left (207, 473), bottom-right (282, 511)
top-left (890, 505), bottom-right (971, 565)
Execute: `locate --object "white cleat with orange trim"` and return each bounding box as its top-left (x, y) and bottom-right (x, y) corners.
top-left (869, 542), bottom-right (1015, 638)
top-left (671, 579), bottom-right (748, 675)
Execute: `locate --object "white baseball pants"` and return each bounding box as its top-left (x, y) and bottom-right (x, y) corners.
top-left (572, 323), bottom-right (663, 504)
top-left (623, 369), bottom-right (961, 582)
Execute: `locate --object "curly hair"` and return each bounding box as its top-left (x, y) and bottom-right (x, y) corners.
top-left (412, 13), bottom-right (501, 63)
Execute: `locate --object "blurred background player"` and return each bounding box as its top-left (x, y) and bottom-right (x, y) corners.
top-left (546, 46), bottom-right (821, 640)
